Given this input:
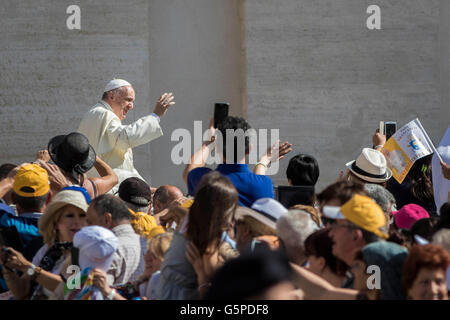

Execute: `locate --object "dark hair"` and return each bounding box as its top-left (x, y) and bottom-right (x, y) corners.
top-left (204, 248), bottom-right (292, 300)
top-left (91, 194), bottom-right (132, 222)
top-left (408, 155), bottom-right (434, 206)
top-left (316, 180), bottom-right (367, 207)
top-left (14, 193), bottom-right (49, 212)
top-left (387, 228), bottom-right (410, 248)
top-left (304, 229), bottom-right (347, 276)
top-left (286, 154), bottom-right (319, 186)
top-left (434, 202), bottom-right (450, 231)
top-left (0, 163), bottom-right (17, 180)
top-left (217, 116), bottom-right (251, 163)
top-left (186, 172), bottom-right (238, 255)
top-left (402, 244), bottom-right (450, 294)
top-left (409, 217), bottom-right (439, 241)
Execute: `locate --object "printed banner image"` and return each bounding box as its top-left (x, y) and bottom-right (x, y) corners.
top-left (382, 119), bottom-right (433, 184)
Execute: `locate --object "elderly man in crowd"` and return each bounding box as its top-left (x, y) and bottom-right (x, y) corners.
top-left (276, 208), bottom-right (319, 266)
top-left (86, 194), bottom-right (145, 286)
top-left (78, 79), bottom-right (175, 193)
top-left (152, 185), bottom-right (184, 224)
top-left (323, 194), bottom-right (389, 288)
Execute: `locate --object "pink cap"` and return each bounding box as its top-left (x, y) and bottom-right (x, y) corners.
top-left (392, 204), bottom-right (429, 230)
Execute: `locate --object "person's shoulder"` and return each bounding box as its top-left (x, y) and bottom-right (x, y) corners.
top-left (247, 171), bottom-right (274, 185)
top-left (187, 167), bottom-right (212, 184)
top-left (188, 167), bottom-right (212, 177)
top-left (0, 204), bottom-right (16, 217)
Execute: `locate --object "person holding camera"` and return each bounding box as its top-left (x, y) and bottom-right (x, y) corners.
top-left (0, 187), bottom-right (89, 300)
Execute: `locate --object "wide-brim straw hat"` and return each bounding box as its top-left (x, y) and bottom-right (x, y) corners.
top-left (38, 188), bottom-right (90, 235)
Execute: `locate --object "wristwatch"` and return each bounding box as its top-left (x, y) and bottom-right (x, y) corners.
top-left (26, 264), bottom-right (42, 281)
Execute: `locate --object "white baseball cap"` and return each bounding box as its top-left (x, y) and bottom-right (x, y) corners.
top-left (74, 226), bottom-right (118, 271)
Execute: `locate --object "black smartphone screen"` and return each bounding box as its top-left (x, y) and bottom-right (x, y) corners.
top-left (276, 185), bottom-right (315, 208)
top-left (71, 247), bottom-right (80, 267)
top-left (214, 103), bottom-right (229, 128)
top-left (385, 122), bottom-right (397, 141)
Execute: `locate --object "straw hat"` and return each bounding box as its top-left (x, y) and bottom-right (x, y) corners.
top-left (346, 148), bottom-right (392, 183)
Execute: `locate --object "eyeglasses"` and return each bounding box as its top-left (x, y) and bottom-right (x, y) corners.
top-left (62, 185), bottom-right (91, 204)
top-left (329, 220), bottom-right (355, 230)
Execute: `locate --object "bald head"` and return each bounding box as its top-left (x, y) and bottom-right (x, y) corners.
top-left (153, 185), bottom-right (184, 214)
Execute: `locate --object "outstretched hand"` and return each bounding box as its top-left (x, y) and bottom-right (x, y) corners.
top-left (372, 129), bottom-right (386, 149)
top-left (35, 150), bottom-right (51, 163)
top-left (259, 140), bottom-right (293, 166)
top-left (203, 118), bottom-right (216, 147)
top-left (37, 160), bottom-right (71, 193)
top-left (158, 198), bottom-right (189, 231)
top-left (153, 92), bottom-right (175, 118)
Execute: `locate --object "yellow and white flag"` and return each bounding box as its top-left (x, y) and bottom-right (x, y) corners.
top-left (381, 119), bottom-right (436, 184)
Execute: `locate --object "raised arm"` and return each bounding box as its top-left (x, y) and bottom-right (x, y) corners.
top-left (0, 174), bottom-right (14, 200)
top-left (372, 129), bottom-right (386, 151)
top-left (89, 156), bottom-right (119, 195)
top-left (0, 164), bottom-right (22, 199)
top-left (182, 118), bottom-right (216, 185)
top-left (254, 140), bottom-right (292, 175)
top-left (290, 263), bottom-right (359, 300)
top-left (105, 93), bottom-right (175, 151)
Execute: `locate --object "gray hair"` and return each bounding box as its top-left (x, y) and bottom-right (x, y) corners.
top-left (432, 229), bottom-right (450, 253)
top-left (125, 201), bottom-right (150, 214)
top-left (364, 183), bottom-right (396, 213)
top-left (276, 209), bottom-right (319, 250)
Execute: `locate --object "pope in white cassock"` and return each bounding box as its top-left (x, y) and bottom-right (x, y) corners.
top-left (78, 79), bottom-right (175, 193)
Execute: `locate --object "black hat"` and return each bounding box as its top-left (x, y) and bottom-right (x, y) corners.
top-left (48, 132), bottom-right (96, 182)
top-left (204, 248), bottom-right (292, 300)
top-left (118, 177), bottom-right (151, 207)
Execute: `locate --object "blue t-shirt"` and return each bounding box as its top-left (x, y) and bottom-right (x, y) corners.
top-left (187, 164), bottom-right (274, 207)
top-left (0, 207), bottom-right (43, 293)
top-left (0, 209), bottom-right (43, 260)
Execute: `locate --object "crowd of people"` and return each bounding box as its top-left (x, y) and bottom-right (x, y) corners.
top-left (0, 79), bottom-right (450, 301)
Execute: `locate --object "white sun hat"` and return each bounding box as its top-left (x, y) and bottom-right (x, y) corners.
top-left (234, 198), bottom-right (288, 230)
top-left (346, 148), bottom-right (392, 183)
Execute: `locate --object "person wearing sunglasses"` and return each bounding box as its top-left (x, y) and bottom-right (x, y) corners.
top-left (0, 187), bottom-right (89, 299)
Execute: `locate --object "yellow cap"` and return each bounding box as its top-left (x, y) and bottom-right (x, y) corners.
top-left (13, 164), bottom-right (50, 197)
top-left (129, 209), bottom-right (163, 239)
top-left (148, 226), bottom-right (165, 239)
top-left (340, 194), bottom-right (388, 239)
top-left (181, 199), bottom-right (194, 208)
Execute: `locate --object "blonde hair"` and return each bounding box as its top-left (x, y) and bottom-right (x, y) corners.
top-left (147, 232), bottom-right (174, 261)
top-left (40, 206), bottom-right (67, 245)
top-left (239, 216), bottom-right (276, 237)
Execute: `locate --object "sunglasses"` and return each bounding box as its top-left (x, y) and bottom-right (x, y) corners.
top-left (62, 185), bottom-right (91, 204)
